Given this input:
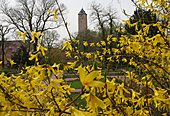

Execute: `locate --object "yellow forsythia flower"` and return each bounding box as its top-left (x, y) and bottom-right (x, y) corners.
top-left (53, 10), bottom-right (58, 20)
top-left (86, 93), bottom-right (106, 110)
top-left (31, 31), bottom-right (44, 43)
top-left (107, 35), bottom-right (112, 41)
top-left (90, 42), bottom-right (95, 46)
top-left (71, 107), bottom-right (93, 116)
top-left (29, 52), bottom-right (40, 61)
top-left (77, 66), bottom-right (104, 87)
top-left (17, 31), bottom-right (27, 43)
top-left (37, 45), bottom-right (47, 56)
top-left (112, 37), bottom-right (117, 42)
top-left (101, 41), bottom-right (106, 46)
top-left (96, 42), bottom-right (101, 47)
top-left (63, 41), bottom-right (73, 51)
top-left (122, 58), bottom-right (127, 62)
top-left (48, 9), bottom-right (58, 20)
top-left (8, 59), bottom-right (16, 67)
top-left (83, 41), bottom-right (88, 46)
top-left (86, 53), bottom-right (92, 59)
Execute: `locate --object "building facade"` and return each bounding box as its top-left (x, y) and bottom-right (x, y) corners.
top-left (0, 41), bottom-right (22, 66)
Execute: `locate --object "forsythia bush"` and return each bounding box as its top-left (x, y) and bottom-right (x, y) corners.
top-left (0, 0), bottom-right (169, 115)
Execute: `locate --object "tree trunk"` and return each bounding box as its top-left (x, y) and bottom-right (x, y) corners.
top-left (1, 34), bottom-right (5, 69)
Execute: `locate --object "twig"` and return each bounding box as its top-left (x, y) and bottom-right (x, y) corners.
top-left (51, 88), bottom-right (62, 112)
top-left (55, 0), bottom-right (72, 41)
top-left (58, 87), bottom-right (84, 116)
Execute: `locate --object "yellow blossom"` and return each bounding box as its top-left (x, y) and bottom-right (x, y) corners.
top-left (31, 31), bottom-right (44, 43)
top-left (29, 52), bottom-right (40, 61)
top-left (101, 41), bottom-right (106, 46)
top-left (86, 53), bottom-right (92, 59)
top-left (17, 31), bottom-right (27, 43)
top-left (48, 9), bottom-right (58, 20)
top-left (122, 58), bottom-right (127, 62)
top-left (86, 93), bottom-right (106, 110)
top-left (8, 59), bottom-right (16, 67)
top-left (90, 42), bottom-right (95, 46)
top-left (77, 66), bottom-right (104, 87)
top-left (83, 41), bottom-right (88, 46)
top-left (37, 45), bottom-right (47, 56)
top-left (63, 41), bottom-right (73, 51)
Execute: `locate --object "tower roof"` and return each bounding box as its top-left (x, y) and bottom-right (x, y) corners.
top-left (78, 8), bottom-right (87, 15)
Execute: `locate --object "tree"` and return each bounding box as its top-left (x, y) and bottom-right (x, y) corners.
top-left (89, 2), bottom-right (120, 70)
top-left (0, 24), bottom-right (12, 68)
top-left (124, 8), bottom-right (159, 37)
top-left (0, 0), bottom-right (66, 52)
top-left (41, 30), bottom-right (59, 49)
top-left (11, 44), bottom-right (34, 69)
top-left (40, 30), bottom-right (63, 65)
top-left (90, 2), bottom-right (107, 41)
top-left (90, 2), bottom-right (117, 40)
top-left (104, 6), bottom-right (117, 35)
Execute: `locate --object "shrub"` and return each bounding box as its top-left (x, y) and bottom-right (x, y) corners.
top-left (0, 0), bottom-right (169, 115)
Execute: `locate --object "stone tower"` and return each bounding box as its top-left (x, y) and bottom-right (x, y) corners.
top-left (78, 8), bottom-right (87, 34)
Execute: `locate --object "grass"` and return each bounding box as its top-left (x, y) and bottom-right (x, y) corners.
top-left (68, 79), bottom-right (86, 108)
top-left (70, 80), bottom-right (82, 89)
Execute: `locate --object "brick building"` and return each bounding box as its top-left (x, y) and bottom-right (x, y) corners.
top-left (0, 40), bottom-right (22, 65)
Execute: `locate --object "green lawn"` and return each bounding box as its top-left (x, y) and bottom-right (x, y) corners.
top-left (70, 80), bottom-right (82, 89)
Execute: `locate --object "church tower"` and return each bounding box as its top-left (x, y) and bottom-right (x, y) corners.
top-left (78, 8), bottom-right (87, 34)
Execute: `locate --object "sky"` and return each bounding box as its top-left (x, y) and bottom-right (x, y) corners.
top-left (58, 0), bottom-right (136, 39)
top-left (7, 0), bottom-right (136, 40)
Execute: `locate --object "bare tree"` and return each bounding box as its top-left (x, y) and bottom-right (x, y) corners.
top-left (0, 0), bottom-right (66, 52)
top-left (90, 2), bottom-right (107, 40)
top-left (90, 2), bottom-right (117, 40)
top-left (104, 6), bottom-right (117, 35)
top-left (41, 30), bottom-right (59, 49)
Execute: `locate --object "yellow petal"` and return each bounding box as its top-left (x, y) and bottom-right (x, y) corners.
top-left (9, 59), bottom-right (16, 66)
top-left (53, 10), bottom-right (58, 20)
top-left (90, 94), bottom-right (106, 109)
top-left (40, 46), bottom-right (47, 56)
top-left (29, 53), bottom-right (39, 61)
top-left (85, 71), bottom-right (100, 84)
top-left (101, 41), bottom-right (106, 46)
top-left (88, 81), bottom-right (105, 87)
top-left (63, 41), bottom-right (73, 51)
top-left (54, 14), bottom-right (58, 20)
top-left (48, 9), bottom-right (51, 13)
top-left (72, 108), bottom-right (86, 116)
top-left (77, 66), bottom-right (87, 83)
top-left (86, 53), bottom-right (92, 59)
top-left (83, 41), bottom-right (88, 46)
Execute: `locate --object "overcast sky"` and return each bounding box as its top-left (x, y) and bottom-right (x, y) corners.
top-left (59, 0), bottom-right (135, 39)
top-left (7, 0), bottom-right (136, 40)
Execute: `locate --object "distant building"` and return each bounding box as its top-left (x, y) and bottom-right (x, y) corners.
top-left (0, 40), bottom-right (22, 65)
top-left (78, 8), bottom-right (87, 34)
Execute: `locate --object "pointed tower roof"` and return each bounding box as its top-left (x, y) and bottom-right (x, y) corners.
top-left (78, 8), bottom-right (87, 15)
